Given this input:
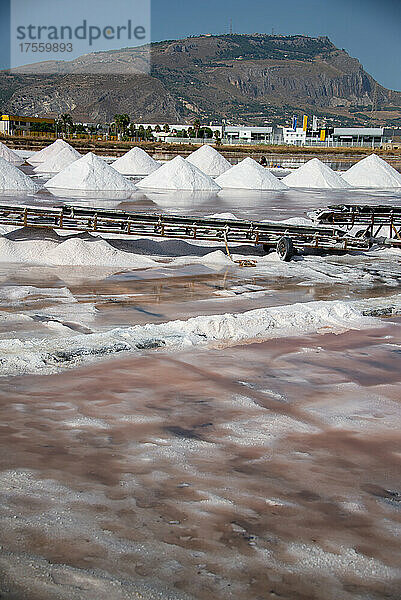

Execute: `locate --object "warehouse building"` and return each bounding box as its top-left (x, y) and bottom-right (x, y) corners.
top-left (328, 127), bottom-right (389, 147)
top-left (0, 114), bottom-right (55, 135)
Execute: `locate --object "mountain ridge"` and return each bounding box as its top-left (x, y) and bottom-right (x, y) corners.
top-left (1, 34), bottom-right (400, 125)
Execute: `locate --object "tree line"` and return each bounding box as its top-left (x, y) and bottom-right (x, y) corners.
top-left (31, 113), bottom-right (221, 142)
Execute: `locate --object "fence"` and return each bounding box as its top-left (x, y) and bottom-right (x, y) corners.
top-left (164, 137), bottom-right (279, 146)
top-left (164, 137), bottom-right (385, 148)
top-left (10, 131), bottom-right (154, 142)
top-left (4, 131), bottom-right (386, 149)
top-left (303, 139), bottom-right (383, 149)
top-left (11, 131), bottom-right (110, 140)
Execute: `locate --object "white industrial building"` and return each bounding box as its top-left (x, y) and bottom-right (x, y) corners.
top-left (133, 122), bottom-right (392, 148)
top-left (329, 128), bottom-right (387, 146)
top-left (223, 126), bottom-right (273, 143)
top-left (282, 127), bottom-right (307, 145)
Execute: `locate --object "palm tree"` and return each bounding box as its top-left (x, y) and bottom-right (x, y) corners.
top-left (193, 119), bottom-right (201, 138)
top-left (62, 113), bottom-right (73, 132)
top-left (127, 124), bottom-right (137, 139)
top-left (59, 113), bottom-right (73, 137)
top-left (114, 114), bottom-right (131, 136)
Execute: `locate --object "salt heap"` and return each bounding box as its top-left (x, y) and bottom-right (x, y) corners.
top-left (342, 154), bottom-right (401, 188)
top-left (282, 158), bottom-right (351, 189)
top-left (0, 156), bottom-right (40, 192)
top-left (0, 142), bottom-right (24, 166)
top-left (215, 157), bottom-right (288, 190)
top-left (112, 147), bottom-right (160, 175)
top-left (0, 236), bottom-right (157, 268)
top-left (137, 155), bottom-right (220, 191)
top-left (45, 152), bottom-right (137, 191)
top-left (186, 144), bottom-right (231, 177)
top-left (34, 146), bottom-right (81, 174)
top-left (28, 139), bottom-right (77, 165)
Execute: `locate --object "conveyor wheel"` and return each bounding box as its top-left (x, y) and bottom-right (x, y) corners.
top-left (276, 236), bottom-right (294, 261)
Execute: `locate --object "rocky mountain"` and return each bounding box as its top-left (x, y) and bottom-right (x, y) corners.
top-left (1, 34), bottom-right (401, 125)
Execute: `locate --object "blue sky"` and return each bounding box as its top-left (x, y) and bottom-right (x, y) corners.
top-left (1, 0), bottom-right (400, 90)
top-left (151, 0), bottom-right (401, 91)
top-left (3, 0), bottom-right (151, 69)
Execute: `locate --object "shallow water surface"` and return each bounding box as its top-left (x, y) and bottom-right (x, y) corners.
top-left (0, 319), bottom-right (401, 599)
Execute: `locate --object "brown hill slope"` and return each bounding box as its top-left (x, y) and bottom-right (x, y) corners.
top-left (1, 34), bottom-right (400, 125)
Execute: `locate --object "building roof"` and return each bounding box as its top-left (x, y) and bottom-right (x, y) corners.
top-left (1, 115), bottom-right (55, 124)
top-left (333, 127), bottom-right (383, 136)
top-left (225, 126), bottom-right (273, 133)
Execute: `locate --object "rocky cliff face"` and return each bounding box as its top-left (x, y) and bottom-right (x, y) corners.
top-left (0, 73), bottom-right (181, 123)
top-left (226, 65), bottom-right (372, 102)
top-left (1, 34), bottom-right (400, 125)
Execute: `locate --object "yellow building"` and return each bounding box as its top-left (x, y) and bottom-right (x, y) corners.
top-left (0, 115), bottom-right (55, 135)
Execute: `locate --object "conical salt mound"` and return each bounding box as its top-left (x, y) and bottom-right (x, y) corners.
top-left (112, 147), bottom-right (161, 175)
top-left (186, 144), bottom-right (231, 177)
top-left (215, 157), bottom-right (288, 190)
top-left (137, 155), bottom-right (221, 191)
top-left (0, 142), bottom-right (24, 166)
top-left (282, 158), bottom-right (351, 189)
top-left (45, 152), bottom-right (137, 191)
top-left (342, 154), bottom-right (401, 188)
top-left (28, 139), bottom-right (77, 165)
top-left (0, 156), bottom-right (40, 192)
top-left (34, 146), bottom-right (81, 174)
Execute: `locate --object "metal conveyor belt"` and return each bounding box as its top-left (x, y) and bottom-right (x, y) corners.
top-left (0, 202), bottom-right (373, 260)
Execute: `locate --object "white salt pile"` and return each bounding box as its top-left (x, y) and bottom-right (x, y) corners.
top-left (0, 142), bottom-right (24, 166)
top-left (0, 236), bottom-right (157, 268)
top-left (342, 154), bottom-right (401, 188)
top-left (46, 238), bottom-right (156, 267)
top-left (112, 147), bottom-right (160, 175)
top-left (282, 158), bottom-right (351, 188)
top-left (215, 157), bottom-right (288, 190)
top-left (28, 139), bottom-right (77, 165)
top-left (137, 155), bottom-right (220, 191)
top-left (186, 144), bottom-right (231, 177)
top-left (33, 146), bottom-right (81, 174)
top-left (0, 156), bottom-right (40, 192)
top-left (45, 152), bottom-right (137, 192)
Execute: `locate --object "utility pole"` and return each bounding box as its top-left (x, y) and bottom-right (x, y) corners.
top-left (229, 18), bottom-right (233, 35)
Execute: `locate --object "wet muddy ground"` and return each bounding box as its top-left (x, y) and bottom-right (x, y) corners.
top-left (1, 318), bottom-right (401, 599)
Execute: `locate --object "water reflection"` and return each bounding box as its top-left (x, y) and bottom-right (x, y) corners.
top-left (46, 188), bottom-right (136, 201)
top-left (217, 188), bottom-right (289, 206)
top-left (144, 191), bottom-right (220, 209)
